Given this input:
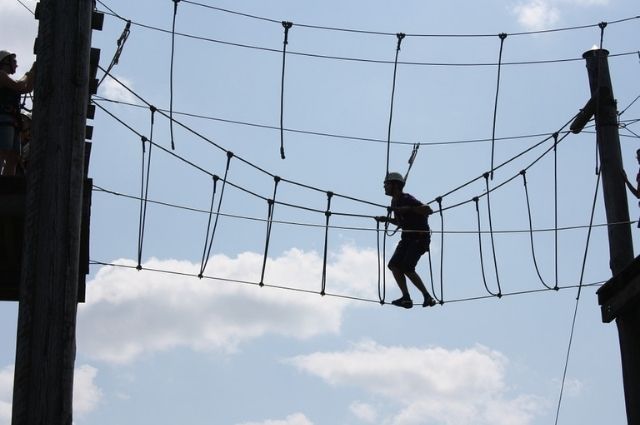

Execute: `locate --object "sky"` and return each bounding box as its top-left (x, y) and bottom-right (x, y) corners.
top-left (1, 0), bottom-right (640, 424)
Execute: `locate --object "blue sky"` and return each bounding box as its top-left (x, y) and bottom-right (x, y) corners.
top-left (1, 0), bottom-right (640, 424)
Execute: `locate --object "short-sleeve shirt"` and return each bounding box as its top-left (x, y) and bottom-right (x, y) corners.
top-left (391, 193), bottom-right (430, 241)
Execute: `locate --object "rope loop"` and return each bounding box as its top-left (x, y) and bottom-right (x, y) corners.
top-left (396, 32), bottom-right (405, 50)
top-left (498, 32), bottom-right (508, 40)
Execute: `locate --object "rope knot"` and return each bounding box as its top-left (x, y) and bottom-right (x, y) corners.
top-left (598, 21), bottom-right (608, 30)
top-left (435, 196), bottom-right (443, 205)
top-left (498, 32), bottom-right (507, 40)
top-left (226, 151), bottom-right (234, 159)
top-left (396, 32), bottom-right (406, 50)
top-left (213, 175), bottom-right (220, 183)
top-left (326, 191), bottom-right (334, 199)
top-left (519, 169), bottom-right (526, 176)
top-left (483, 172), bottom-right (490, 180)
top-left (273, 175), bottom-right (281, 183)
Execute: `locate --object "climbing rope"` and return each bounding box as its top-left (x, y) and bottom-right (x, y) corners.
top-left (490, 33), bottom-right (508, 179)
top-left (279, 21), bottom-right (293, 159)
top-left (198, 151), bottom-right (233, 277)
top-left (385, 33), bottom-right (405, 177)
top-left (259, 176), bottom-right (281, 286)
top-left (136, 105), bottom-right (156, 270)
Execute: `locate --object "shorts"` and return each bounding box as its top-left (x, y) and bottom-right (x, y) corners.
top-left (0, 113), bottom-right (19, 152)
top-left (388, 238), bottom-right (429, 273)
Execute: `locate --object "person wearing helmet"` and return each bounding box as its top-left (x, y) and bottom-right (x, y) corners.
top-left (0, 50), bottom-right (35, 175)
top-left (375, 172), bottom-right (437, 309)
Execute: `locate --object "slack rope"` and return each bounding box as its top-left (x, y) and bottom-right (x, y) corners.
top-left (376, 220), bottom-right (386, 304)
top-left (169, 0), bottom-right (180, 150)
top-left (259, 176), bottom-right (281, 286)
top-left (136, 106), bottom-right (156, 270)
top-left (436, 197), bottom-right (445, 303)
top-left (385, 33), bottom-right (405, 177)
top-left (520, 170), bottom-right (555, 290)
top-left (490, 33), bottom-right (508, 180)
top-left (320, 192), bottom-right (334, 295)
top-left (279, 21), bottom-right (293, 159)
top-left (198, 151), bottom-right (233, 277)
top-left (484, 173), bottom-right (502, 297)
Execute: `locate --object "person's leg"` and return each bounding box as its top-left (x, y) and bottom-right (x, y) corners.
top-left (406, 271), bottom-right (435, 306)
top-left (388, 241), bottom-right (412, 307)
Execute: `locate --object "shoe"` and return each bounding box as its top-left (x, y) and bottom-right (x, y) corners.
top-left (391, 297), bottom-right (413, 309)
top-left (422, 297), bottom-right (437, 308)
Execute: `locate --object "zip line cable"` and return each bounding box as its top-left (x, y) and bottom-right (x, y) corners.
top-left (385, 33), bottom-right (405, 177)
top-left (164, 0), bottom-right (640, 39)
top-left (89, 259), bottom-right (605, 307)
top-left (94, 5), bottom-right (639, 67)
top-left (169, 0), bottom-right (180, 150)
top-left (554, 168), bottom-right (601, 425)
top-left (490, 33), bottom-right (507, 180)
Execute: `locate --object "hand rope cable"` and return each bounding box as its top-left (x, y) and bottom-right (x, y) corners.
top-left (520, 170), bottom-right (554, 290)
top-left (279, 21), bottom-right (293, 159)
top-left (97, 19), bottom-right (131, 88)
top-left (136, 106), bottom-right (156, 270)
top-left (198, 175), bottom-right (219, 278)
top-left (554, 168), bottom-right (601, 425)
top-left (385, 33), bottom-right (405, 177)
top-left (259, 176), bottom-right (281, 286)
top-left (436, 197), bottom-right (445, 303)
top-left (169, 0), bottom-right (181, 150)
top-left (473, 196), bottom-right (498, 296)
top-left (198, 151), bottom-right (234, 277)
top-left (483, 172), bottom-right (503, 297)
top-left (490, 33), bottom-right (508, 180)
top-left (320, 191), bottom-right (334, 296)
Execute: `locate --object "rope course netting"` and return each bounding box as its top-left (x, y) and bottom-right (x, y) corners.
top-left (85, 0), bottom-right (640, 309)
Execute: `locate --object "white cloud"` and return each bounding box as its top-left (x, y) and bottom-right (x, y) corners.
top-left (350, 401), bottom-right (378, 423)
top-left (98, 75), bottom-right (137, 103)
top-left (288, 341), bottom-right (547, 425)
top-left (235, 413), bottom-right (314, 425)
top-left (73, 365), bottom-right (103, 417)
top-left (511, 0), bottom-right (561, 31)
top-left (0, 365), bottom-right (13, 425)
top-left (0, 364), bottom-right (102, 425)
top-left (510, 0), bottom-right (610, 31)
top-left (78, 246), bottom-right (379, 364)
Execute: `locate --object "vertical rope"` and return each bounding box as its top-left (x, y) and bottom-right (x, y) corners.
top-left (136, 106), bottom-right (156, 270)
top-left (320, 191), bottom-right (333, 296)
top-left (169, 0), bottom-right (180, 150)
top-left (198, 175), bottom-right (219, 278)
top-left (385, 32), bottom-right (405, 177)
top-left (279, 21), bottom-right (293, 160)
top-left (553, 132), bottom-right (559, 290)
top-left (473, 196), bottom-right (497, 296)
top-left (554, 170), bottom-right (601, 425)
top-left (376, 220), bottom-right (386, 304)
top-left (484, 172), bottom-right (502, 297)
top-left (198, 151), bottom-right (234, 277)
top-left (490, 33), bottom-right (508, 180)
top-left (427, 250), bottom-right (441, 303)
top-left (259, 176), bottom-right (281, 286)
top-left (403, 143), bottom-right (420, 182)
top-left (520, 170), bottom-right (554, 290)
top-left (436, 197), bottom-right (445, 303)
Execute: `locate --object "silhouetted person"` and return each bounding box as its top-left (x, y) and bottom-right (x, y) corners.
top-left (375, 172), bottom-right (437, 309)
top-left (623, 148), bottom-right (640, 227)
top-left (0, 50), bottom-right (35, 176)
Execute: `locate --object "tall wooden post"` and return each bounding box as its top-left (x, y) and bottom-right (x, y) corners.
top-left (583, 48), bottom-right (639, 425)
top-left (11, 1), bottom-right (93, 424)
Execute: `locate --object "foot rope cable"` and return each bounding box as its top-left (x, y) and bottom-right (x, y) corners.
top-left (169, 0), bottom-right (180, 150)
top-left (198, 151), bottom-right (234, 277)
top-left (136, 105), bottom-right (156, 270)
top-left (385, 32), bottom-right (405, 177)
top-left (490, 33), bottom-right (507, 180)
top-left (279, 21), bottom-right (293, 159)
top-left (260, 176), bottom-right (281, 286)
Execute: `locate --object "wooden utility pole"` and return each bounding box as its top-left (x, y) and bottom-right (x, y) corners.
top-left (11, 1), bottom-right (93, 424)
top-left (580, 48), bottom-right (640, 425)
